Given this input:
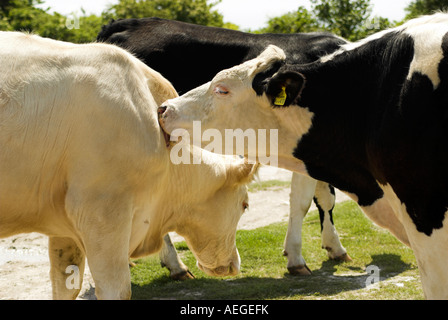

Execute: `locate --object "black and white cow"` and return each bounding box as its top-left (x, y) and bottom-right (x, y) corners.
top-left (98, 17), bottom-right (351, 275)
top-left (159, 13), bottom-right (448, 299)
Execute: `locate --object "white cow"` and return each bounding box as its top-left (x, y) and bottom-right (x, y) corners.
top-left (0, 31), bottom-right (258, 300)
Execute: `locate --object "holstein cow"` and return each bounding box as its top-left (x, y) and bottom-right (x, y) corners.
top-left (97, 17), bottom-right (351, 275)
top-left (159, 13), bottom-right (448, 299)
top-left (0, 31), bottom-right (258, 299)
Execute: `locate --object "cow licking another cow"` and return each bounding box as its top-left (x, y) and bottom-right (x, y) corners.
top-left (159, 13), bottom-right (448, 299)
top-left (0, 32), bottom-right (259, 299)
top-left (97, 17), bottom-right (352, 276)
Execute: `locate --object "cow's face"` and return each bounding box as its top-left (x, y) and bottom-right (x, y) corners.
top-left (175, 153), bottom-right (258, 277)
top-left (158, 45), bottom-right (308, 165)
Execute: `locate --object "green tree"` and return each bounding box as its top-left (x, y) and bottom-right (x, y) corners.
top-left (405, 0), bottom-right (448, 19)
top-left (358, 15), bottom-right (392, 38)
top-left (0, 0), bottom-right (48, 31)
top-left (257, 6), bottom-right (319, 34)
top-left (310, 0), bottom-right (372, 40)
top-left (103, 0), bottom-right (225, 27)
top-left (0, 0), bottom-right (104, 43)
top-left (62, 12), bottom-right (105, 43)
top-left (0, 0), bottom-right (233, 43)
top-left (260, 0), bottom-right (392, 41)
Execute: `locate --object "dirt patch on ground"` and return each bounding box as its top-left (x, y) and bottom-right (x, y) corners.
top-left (0, 167), bottom-right (351, 300)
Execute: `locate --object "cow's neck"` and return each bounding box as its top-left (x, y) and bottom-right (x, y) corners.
top-left (285, 35), bottom-right (415, 205)
top-left (271, 103), bottom-right (315, 175)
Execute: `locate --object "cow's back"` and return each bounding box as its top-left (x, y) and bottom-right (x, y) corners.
top-left (98, 18), bottom-right (347, 93)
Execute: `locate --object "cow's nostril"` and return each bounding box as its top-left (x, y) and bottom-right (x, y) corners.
top-left (157, 106), bottom-right (167, 116)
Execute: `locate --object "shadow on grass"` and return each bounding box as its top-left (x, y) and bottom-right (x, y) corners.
top-left (130, 253), bottom-right (413, 300)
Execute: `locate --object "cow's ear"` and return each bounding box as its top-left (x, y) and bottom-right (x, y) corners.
top-left (266, 71), bottom-right (305, 107)
top-left (226, 160), bottom-right (261, 186)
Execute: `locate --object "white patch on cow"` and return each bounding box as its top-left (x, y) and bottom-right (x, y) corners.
top-left (270, 105), bottom-right (314, 174)
top-left (403, 15), bottom-right (448, 88)
top-left (380, 183), bottom-right (448, 299)
top-left (320, 28), bottom-right (392, 63)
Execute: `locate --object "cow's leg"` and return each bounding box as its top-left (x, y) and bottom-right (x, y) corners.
top-left (81, 218), bottom-right (132, 300)
top-left (159, 234), bottom-right (194, 280)
top-left (399, 213), bottom-right (448, 299)
top-left (313, 182), bottom-right (351, 261)
top-left (49, 236), bottom-right (85, 300)
top-left (66, 193), bottom-right (133, 300)
top-left (283, 173), bottom-right (316, 275)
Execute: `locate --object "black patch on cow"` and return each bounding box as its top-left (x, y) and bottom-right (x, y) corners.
top-left (314, 197), bottom-right (327, 232)
top-left (98, 18), bottom-right (256, 94)
top-left (314, 185), bottom-right (335, 232)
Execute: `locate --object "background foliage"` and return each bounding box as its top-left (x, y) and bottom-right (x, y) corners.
top-left (0, 0), bottom-right (446, 43)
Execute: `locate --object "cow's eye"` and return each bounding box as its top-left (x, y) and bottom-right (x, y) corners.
top-left (214, 85), bottom-right (229, 95)
top-left (243, 201), bottom-right (249, 211)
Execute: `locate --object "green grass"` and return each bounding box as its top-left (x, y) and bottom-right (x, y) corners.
top-left (129, 201), bottom-right (423, 300)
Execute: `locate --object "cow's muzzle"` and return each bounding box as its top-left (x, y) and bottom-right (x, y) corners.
top-left (197, 261), bottom-right (240, 277)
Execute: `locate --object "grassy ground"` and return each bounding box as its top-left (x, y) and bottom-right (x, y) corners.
top-left (129, 200), bottom-right (424, 300)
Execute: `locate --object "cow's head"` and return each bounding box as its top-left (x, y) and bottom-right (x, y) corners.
top-left (132, 149), bottom-right (257, 277)
top-left (174, 151), bottom-right (258, 277)
top-left (158, 45), bottom-right (309, 167)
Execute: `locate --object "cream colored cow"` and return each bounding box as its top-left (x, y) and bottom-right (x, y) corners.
top-left (0, 32), bottom-right (257, 300)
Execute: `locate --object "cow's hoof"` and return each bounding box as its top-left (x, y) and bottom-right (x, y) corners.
top-left (333, 253), bottom-right (352, 262)
top-left (170, 270), bottom-right (195, 281)
top-left (287, 264), bottom-right (312, 276)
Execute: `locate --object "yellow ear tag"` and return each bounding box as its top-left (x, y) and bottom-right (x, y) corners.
top-left (274, 86), bottom-right (287, 106)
